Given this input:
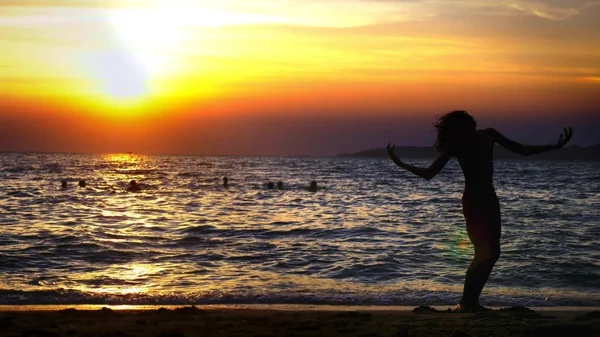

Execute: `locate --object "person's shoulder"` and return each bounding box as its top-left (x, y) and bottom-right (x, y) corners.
top-left (478, 128), bottom-right (498, 135)
top-left (478, 128), bottom-right (500, 140)
top-left (476, 128), bottom-right (500, 146)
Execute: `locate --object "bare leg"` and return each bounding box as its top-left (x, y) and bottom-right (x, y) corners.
top-left (460, 193), bottom-right (502, 312)
top-left (460, 241), bottom-right (500, 311)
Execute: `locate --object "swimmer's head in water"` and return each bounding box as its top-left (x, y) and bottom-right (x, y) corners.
top-left (277, 181), bottom-right (283, 189)
top-left (127, 180), bottom-right (142, 192)
top-left (223, 177), bottom-right (228, 186)
top-left (267, 182), bottom-right (274, 189)
top-left (78, 180), bottom-right (86, 187)
top-left (434, 110), bottom-right (477, 154)
top-left (61, 180), bottom-right (67, 188)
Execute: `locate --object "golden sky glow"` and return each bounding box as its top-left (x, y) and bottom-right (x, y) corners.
top-left (0, 0), bottom-right (599, 154)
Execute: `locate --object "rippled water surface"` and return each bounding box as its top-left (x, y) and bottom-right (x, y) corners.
top-left (1, 153), bottom-right (599, 306)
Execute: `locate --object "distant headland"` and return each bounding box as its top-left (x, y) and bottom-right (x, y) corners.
top-left (338, 144), bottom-right (600, 161)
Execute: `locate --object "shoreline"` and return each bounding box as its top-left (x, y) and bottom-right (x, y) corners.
top-left (1, 303), bottom-right (599, 312)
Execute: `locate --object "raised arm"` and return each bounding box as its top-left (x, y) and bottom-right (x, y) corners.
top-left (487, 127), bottom-right (573, 156)
top-left (387, 143), bottom-right (451, 181)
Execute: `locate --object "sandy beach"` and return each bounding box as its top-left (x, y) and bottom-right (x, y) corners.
top-left (1, 305), bottom-right (599, 337)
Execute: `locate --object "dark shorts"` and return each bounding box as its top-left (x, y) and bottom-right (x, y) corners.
top-left (462, 191), bottom-right (501, 245)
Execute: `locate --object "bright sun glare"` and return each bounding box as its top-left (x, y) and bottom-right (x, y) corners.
top-left (95, 1), bottom-right (278, 105)
top-left (99, 4), bottom-right (187, 103)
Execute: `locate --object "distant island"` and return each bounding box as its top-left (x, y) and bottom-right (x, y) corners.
top-left (338, 144), bottom-right (600, 161)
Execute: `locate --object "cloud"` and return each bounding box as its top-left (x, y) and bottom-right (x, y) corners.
top-left (506, 1), bottom-right (600, 20)
top-left (0, 0), bottom-right (109, 7)
top-left (226, 0), bottom-right (600, 27)
top-left (2, 1), bottom-right (599, 27)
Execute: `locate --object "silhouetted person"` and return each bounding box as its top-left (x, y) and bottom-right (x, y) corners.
top-left (61, 180), bottom-right (68, 189)
top-left (277, 181), bottom-right (284, 190)
top-left (223, 177), bottom-right (229, 187)
top-left (386, 110), bottom-right (572, 312)
top-left (267, 181), bottom-right (275, 189)
top-left (308, 181), bottom-right (317, 192)
top-left (78, 180), bottom-right (86, 188)
top-left (127, 180), bottom-right (141, 192)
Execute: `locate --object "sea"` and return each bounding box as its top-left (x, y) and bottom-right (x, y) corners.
top-left (0, 153), bottom-right (599, 307)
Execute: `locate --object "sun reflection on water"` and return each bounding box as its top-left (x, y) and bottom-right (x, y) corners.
top-left (77, 264), bottom-right (164, 296)
top-left (102, 153), bottom-right (147, 166)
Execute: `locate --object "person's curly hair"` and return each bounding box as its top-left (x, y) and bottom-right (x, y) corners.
top-left (434, 110), bottom-right (477, 154)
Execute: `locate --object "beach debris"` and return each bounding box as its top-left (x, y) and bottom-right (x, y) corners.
top-left (98, 307), bottom-right (118, 317)
top-left (498, 306), bottom-right (543, 318)
top-left (499, 306), bottom-right (536, 314)
top-left (173, 305), bottom-right (205, 315)
top-left (412, 305), bottom-right (439, 314)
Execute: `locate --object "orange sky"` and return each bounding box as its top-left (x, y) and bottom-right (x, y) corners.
top-left (0, 0), bottom-right (599, 155)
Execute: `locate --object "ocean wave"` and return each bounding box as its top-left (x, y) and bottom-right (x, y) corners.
top-left (1, 288), bottom-right (598, 307)
top-left (1, 154), bottom-right (599, 307)
top-left (114, 169), bottom-right (167, 176)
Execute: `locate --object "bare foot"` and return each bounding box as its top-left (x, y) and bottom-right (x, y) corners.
top-left (456, 304), bottom-right (492, 313)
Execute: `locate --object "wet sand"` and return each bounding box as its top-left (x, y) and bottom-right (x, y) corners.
top-left (1, 305), bottom-right (599, 337)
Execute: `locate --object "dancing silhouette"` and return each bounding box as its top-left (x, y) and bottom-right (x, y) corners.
top-left (387, 110), bottom-right (572, 312)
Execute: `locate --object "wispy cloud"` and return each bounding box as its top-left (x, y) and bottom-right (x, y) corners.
top-left (0, 0), bottom-right (106, 7)
top-left (2, 0), bottom-right (599, 27)
top-left (506, 1), bottom-right (600, 20)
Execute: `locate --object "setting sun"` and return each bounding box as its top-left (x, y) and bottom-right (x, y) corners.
top-left (86, 1), bottom-right (291, 106)
top-left (0, 0), bottom-right (598, 151)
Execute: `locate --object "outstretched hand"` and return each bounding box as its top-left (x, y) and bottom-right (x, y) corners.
top-left (387, 143), bottom-right (402, 163)
top-left (554, 127), bottom-right (573, 149)
top-left (386, 143), bottom-right (395, 157)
